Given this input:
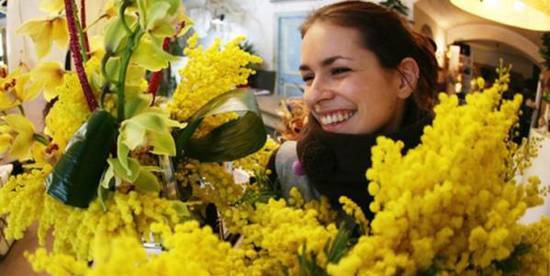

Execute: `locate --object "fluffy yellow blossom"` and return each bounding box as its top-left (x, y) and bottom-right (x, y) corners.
top-left (339, 196), bottom-right (369, 233)
top-left (178, 160), bottom-right (245, 207)
top-left (45, 57), bottom-right (101, 151)
top-left (168, 33), bottom-right (262, 122)
top-left (0, 167), bottom-right (50, 240)
top-left (239, 198), bottom-right (338, 274)
top-left (28, 221), bottom-right (256, 275)
top-left (0, 165), bottom-right (182, 261)
top-left (38, 191), bottom-right (181, 260)
top-left (515, 216), bottom-right (550, 275)
top-left (233, 136), bottom-right (279, 172)
top-left (328, 66), bottom-right (545, 275)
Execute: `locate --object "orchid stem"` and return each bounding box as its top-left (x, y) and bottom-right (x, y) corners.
top-left (64, 0), bottom-right (98, 112)
top-left (17, 105), bottom-right (26, 116)
top-left (116, 1), bottom-right (143, 122)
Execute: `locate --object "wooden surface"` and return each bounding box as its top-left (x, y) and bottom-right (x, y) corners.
top-left (0, 224), bottom-right (47, 276)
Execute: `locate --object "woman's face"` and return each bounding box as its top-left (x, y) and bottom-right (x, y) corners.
top-left (300, 22), bottom-right (405, 135)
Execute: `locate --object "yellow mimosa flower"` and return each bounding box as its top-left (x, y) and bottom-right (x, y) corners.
top-left (17, 17), bottom-right (69, 58)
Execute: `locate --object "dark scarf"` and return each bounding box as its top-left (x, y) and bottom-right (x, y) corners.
top-left (296, 103), bottom-right (432, 220)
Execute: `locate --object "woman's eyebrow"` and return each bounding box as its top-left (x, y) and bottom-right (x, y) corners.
top-left (299, 55), bottom-right (353, 71)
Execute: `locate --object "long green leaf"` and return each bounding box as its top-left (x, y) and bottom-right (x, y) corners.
top-left (46, 111), bottom-right (118, 208)
top-left (174, 88), bottom-right (267, 162)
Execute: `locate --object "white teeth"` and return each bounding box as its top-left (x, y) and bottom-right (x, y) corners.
top-left (318, 111), bottom-right (354, 126)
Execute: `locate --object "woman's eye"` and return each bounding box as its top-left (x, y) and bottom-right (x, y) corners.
top-left (302, 75), bottom-right (314, 84)
top-left (331, 67), bottom-right (351, 75)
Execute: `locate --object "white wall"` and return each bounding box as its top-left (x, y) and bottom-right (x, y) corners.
top-left (185, 0), bottom-right (418, 70)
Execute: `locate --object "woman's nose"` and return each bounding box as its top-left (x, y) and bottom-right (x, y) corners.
top-left (305, 78), bottom-right (334, 107)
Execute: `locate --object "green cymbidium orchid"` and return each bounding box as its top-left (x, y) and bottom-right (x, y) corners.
top-left (117, 104), bottom-right (185, 174)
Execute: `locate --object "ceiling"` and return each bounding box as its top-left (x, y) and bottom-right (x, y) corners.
top-left (414, 0), bottom-right (542, 47)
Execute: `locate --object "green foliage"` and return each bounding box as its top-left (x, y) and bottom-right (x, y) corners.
top-left (493, 243), bottom-right (531, 273)
top-left (324, 223), bottom-right (352, 264)
top-left (175, 88), bottom-right (267, 163)
top-left (46, 111), bottom-right (118, 208)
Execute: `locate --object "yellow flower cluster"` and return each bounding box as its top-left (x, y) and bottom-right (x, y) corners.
top-left (177, 160), bottom-right (245, 207)
top-left (233, 137), bottom-right (279, 172)
top-left (239, 198), bottom-right (338, 274)
top-left (45, 57), bottom-right (101, 151)
top-left (339, 196), bottom-right (369, 233)
top-left (0, 167), bottom-right (182, 261)
top-left (167, 33), bottom-right (262, 122)
top-left (0, 167), bottom-right (50, 240)
top-left (328, 67), bottom-right (545, 275)
top-left (516, 216), bottom-right (550, 275)
top-left (38, 191), bottom-right (181, 260)
top-left (28, 221), bottom-right (255, 275)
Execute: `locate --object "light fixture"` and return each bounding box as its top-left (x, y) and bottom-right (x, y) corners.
top-left (450, 0), bottom-right (550, 31)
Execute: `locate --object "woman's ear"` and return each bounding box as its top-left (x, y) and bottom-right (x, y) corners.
top-left (396, 57), bottom-right (420, 99)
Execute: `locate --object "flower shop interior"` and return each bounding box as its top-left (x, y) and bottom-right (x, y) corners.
top-left (0, 0), bottom-right (549, 275)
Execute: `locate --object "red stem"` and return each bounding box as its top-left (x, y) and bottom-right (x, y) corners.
top-left (147, 37), bottom-right (172, 105)
top-left (80, 0), bottom-right (90, 55)
top-left (64, 0), bottom-right (98, 111)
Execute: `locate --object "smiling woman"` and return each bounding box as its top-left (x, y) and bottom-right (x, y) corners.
top-left (268, 1), bottom-right (438, 219)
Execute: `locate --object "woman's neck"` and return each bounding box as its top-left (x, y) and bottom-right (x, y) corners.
top-left (380, 99), bottom-right (406, 135)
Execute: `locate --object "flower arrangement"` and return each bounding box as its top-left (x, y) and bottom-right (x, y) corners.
top-left (0, 0), bottom-right (548, 275)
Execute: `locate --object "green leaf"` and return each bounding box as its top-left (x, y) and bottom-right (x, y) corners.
top-left (46, 111), bottom-right (118, 208)
top-left (133, 35), bottom-right (179, 71)
top-left (133, 166), bottom-right (161, 193)
top-left (175, 88), bottom-right (267, 162)
top-left (325, 222), bottom-right (352, 264)
top-left (185, 112), bottom-right (266, 162)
